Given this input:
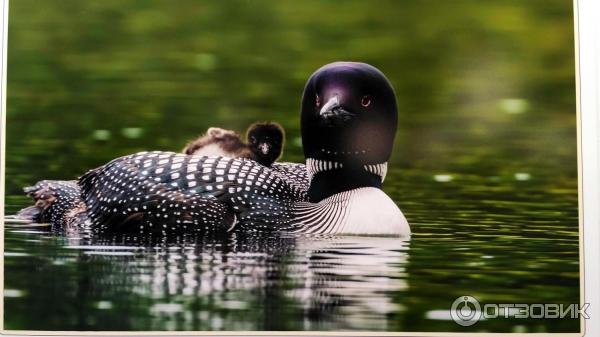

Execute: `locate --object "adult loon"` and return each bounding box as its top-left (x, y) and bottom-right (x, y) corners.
top-left (17, 62), bottom-right (410, 236)
top-left (183, 122), bottom-right (284, 167)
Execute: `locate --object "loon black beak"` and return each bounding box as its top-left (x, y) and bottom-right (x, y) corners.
top-left (319, 95), bottom-right (355, 125)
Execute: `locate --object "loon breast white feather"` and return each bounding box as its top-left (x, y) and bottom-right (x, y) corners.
top-left (290, 187), bottom-right (409, 235)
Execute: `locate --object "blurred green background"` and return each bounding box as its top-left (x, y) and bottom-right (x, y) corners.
top-left (5, 0), bottom-right (576, 194)
top-left (4, 0), bottom-right (579, 333)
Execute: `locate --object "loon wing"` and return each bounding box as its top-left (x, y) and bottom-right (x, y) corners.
top-left (78, 151), bottom-right (307, 235)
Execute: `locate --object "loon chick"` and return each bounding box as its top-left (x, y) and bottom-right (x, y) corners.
top-left (18, 62), bottom-right (409, 236)
top-left (183, 122), bottom-right (284, 167)
top-left (246, 122), bottom-right (285, 167)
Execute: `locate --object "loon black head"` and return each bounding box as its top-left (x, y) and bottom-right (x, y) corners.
top-left (246, 122), bottom-right (284, 167)
top-left (301, 62), bottom-right (398, 202)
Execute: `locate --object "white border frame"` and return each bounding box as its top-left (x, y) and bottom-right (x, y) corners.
top-left (0, 0), bottom-right (598, 336)
top-left (578, 0), bottom-right (600, 336)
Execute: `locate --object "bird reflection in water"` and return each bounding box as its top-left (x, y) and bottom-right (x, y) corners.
top-left (60, 231), bottom-right (410, 331)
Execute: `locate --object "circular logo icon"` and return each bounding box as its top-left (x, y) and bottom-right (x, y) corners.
top-left (451, 295), bottom-right (482, 326)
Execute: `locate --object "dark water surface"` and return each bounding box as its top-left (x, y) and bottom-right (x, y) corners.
top-left (3, 166), bottom-right (580, 332)
top-left (4, 0), bottom-right (578, 333)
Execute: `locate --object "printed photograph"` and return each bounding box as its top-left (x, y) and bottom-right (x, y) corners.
top-left (2, 0), bottom-right (580, 334)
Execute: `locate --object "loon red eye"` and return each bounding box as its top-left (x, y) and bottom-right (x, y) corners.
top-left (316, 95), bottom-right (321, 107)
top-left (361, 95), bottom-right (371, 107)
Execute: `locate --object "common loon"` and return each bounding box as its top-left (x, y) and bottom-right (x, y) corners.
top-left (183, 122), bottom-right (284, 167)
top-left (16, 62), bottom-right (410, 236)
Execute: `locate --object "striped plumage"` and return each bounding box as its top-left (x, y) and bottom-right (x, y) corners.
top-left (306, 158), bottom-right (388, 182)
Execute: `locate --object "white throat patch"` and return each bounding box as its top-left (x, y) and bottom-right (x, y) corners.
top-left (305, 158), bottom-right (388, 182)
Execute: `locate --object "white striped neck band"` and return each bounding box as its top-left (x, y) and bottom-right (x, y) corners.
top-left (305, 158), bottom-right (388, 182)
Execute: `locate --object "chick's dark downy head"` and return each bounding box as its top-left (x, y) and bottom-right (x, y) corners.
top-left (246, 122), bottom-right (285, 167)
